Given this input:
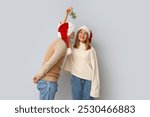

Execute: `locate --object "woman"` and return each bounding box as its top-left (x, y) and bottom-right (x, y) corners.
top-left (64, 26), bottom-right (100, 100)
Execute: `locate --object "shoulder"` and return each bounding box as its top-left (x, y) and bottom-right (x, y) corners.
top-left (47, 39), bottom-right (58, 47)
top-left (45, 39), bottom-right (58, 51)
top-left (89, 46), bottom-right (97, 57)
top-left (55, 39), bottom-right (66, 48)
top-left (88, 46), bottom-right (96, 53)
top-left (91, 45), bottom-right (97, 52)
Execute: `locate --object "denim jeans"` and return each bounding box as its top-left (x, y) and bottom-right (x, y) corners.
top-left (37, 80), bottom-right (58, 100)
top-left (71, 75), bottom-right (93, 100)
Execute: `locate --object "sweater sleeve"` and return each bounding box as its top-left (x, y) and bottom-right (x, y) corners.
top-left (63, 54), bottom-right (72, 72)
top-left (90, 48), bottom-right (100, 98)
top-left (37, 40), bottom-right (66, 76)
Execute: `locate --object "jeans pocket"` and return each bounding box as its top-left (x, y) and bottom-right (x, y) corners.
top-left (37, 80), bottom-right (47, 90)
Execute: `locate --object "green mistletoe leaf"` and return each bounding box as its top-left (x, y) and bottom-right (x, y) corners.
top-left (70, 11), bottom-right (77, 19)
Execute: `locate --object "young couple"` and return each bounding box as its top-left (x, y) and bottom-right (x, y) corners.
top-left (33, 7), bottom-right (100, 100)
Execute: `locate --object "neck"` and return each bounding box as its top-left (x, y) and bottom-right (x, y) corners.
top-left (79, 42), bottom-right (86, 49)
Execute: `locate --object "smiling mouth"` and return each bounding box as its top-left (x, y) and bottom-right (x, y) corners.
top-left (80, 36), bottom-right (84, 40)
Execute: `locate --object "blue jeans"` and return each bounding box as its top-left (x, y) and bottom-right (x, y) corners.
top-left (71, 75), bottom-right (93, 100)
top-left (37, 80), bottom-right (58, 100)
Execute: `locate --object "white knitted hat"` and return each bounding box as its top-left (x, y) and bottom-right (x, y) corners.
top-left (78, 25), bottom-right (90, 37)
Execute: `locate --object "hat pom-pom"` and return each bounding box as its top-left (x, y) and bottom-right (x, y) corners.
top-left (67, 48), bottom-right (72, 55)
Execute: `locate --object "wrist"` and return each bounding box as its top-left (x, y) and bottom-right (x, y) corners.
top-left (36, 74), bottom-right (43, 79)
top-left (65, 13), bottom-right (69, 17)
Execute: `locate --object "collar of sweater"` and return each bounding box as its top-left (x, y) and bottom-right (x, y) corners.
top-left (79, 42), bottom-right (86, 50)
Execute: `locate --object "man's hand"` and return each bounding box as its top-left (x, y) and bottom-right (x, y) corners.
top-left (33, 75), bottom-right (42, 84)
top-left (61, 7), bottom-right (73, 27)
top-left (66, 6), bottom-right (73, 15)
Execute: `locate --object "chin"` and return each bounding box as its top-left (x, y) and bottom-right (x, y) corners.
top-left (80, 40), bottom-right (85, 43)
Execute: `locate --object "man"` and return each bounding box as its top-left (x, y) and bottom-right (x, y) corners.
top-left (33, 7), bottom-right (75, 100)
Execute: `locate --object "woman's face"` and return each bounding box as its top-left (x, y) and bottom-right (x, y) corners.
top-left (78, 29), bottom-right (88, 43)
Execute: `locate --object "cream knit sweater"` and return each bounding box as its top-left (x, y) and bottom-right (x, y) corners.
top-left (64, 42), bottom-right (100, 98)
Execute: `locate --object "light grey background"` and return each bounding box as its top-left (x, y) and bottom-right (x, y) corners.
top-left (0, 0), bottom-right (150, 100)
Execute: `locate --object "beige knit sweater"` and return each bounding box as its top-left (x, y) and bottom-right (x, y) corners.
top-left (64, 42), bottom-right (100, 97)
top-left (37, 38), bottom-right (67, 82)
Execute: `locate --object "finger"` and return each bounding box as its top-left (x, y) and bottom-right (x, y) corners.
top-left (33, 80), bottom-right (37, 84)
top-left (67, 7), bottom-right (73, 12)
top-left (68, 6), bottom-right (73, 9)
top-left (33, 78), bottom-right (37, 83)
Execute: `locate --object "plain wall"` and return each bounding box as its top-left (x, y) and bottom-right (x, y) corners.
top-left (0, 0), bottom-right (150, 99)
